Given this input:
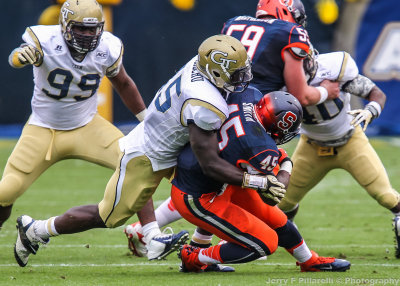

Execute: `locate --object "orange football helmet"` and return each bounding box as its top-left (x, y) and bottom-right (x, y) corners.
top-left (256, 0), bottom-right (307, 27)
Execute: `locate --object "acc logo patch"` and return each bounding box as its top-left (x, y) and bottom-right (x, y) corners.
top-left (96, 51), bottom-right (108, 59)
top-left (363, 22), bottom-right (400, 81)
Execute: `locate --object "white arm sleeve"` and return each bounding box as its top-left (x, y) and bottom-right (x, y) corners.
top-left (181, 101), bottom-right (226, 131)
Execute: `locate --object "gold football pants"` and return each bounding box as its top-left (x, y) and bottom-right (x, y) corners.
top-left (98, 153), bottom-right (174, 228)
top-left (0, 114), bottom-right (123, 206)
top-left (279, 126), bottom-right (400, 211)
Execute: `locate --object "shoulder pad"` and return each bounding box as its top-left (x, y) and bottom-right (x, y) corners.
top-left (290, 47), bottom-right (308, 59)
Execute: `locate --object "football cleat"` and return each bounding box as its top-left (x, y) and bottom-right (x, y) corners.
top-left (393, 216), bottom-right (400, 258)
top-left (178, 244), bottom-right (206, 272)
top-left (147, 227), bottom-right (189, 260)
top-left (179, 244), bottom-right (235, 273)
top-left (203, 264), bottom-right (235, 272)
top-left (297, 251), bottom-right (351, 272)
top-left (124, 222), bottom-right (147, 257)
top-left (14, 215), bottom-right (49, 267)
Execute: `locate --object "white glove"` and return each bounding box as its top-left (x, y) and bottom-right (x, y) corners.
top-left (242, 173), bottom-right (286, 205)
top-left (18, 44), bottom-right (42, 65)
top-left (348, 102), bottom-right (380, 131)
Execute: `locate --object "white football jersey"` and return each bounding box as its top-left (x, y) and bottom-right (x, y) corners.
top-left (22, 25), bottom-right (123, 130)
top-left (120, 56), bottom-right (229, 171)
top-left (301, 52), bottom-right (359, 141)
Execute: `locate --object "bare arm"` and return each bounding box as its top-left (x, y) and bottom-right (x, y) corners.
top-left (189, 123), bottom-right (244, 186)
top-left (367, 86), bottom-right (386, 109)
top-left (283, 50), bottom-right (340, 106)
top-left (276, 170), bottom-right (290, 189)
top-left (109, 64), bottom-right (147, 118)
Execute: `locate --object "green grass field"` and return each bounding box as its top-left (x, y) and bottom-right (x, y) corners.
top-left (0, 137), bottom-right (400, 286)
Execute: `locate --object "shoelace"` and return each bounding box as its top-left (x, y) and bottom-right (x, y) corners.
top-left (159, 226), bottom-right (174, 238)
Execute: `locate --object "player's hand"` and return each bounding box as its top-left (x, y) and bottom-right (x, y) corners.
top-left (348, 108), bottom-right (373, 131)
top-left (257, 175), bottom-right (286, 206)
top-left (18, 44), bottom-right (42, 66)
top-left (320, 79), bottom-right (340, 100)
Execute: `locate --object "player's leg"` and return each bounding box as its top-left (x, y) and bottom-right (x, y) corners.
top-left (13, 149), bottom-right (126, 267)
top-left (58, 114), bottom-right (124, 169)
top-left (230, 185), bottom-right (351, 271)
top-left (0, 124), bottom-right (58, 227)
top-left (342, 127), bottom-right (400, 257)
top-left (72, 116), bottom-right (188, 259)
top-left (171, 185), bottom-right (278, 272)
top-left (99, 153), bottom-right (188, 261)
top-left (14, 153), bottom-right (187, 266)
top-left (278, 135), bottom-right (331, 220)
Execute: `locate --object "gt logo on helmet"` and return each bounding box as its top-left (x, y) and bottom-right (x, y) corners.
top-left (277, 111), bottom-right (297, 133)
top-left (210, 50), bottom-right (237, 70)
top-left (61, 3), bottom-right (74, 21)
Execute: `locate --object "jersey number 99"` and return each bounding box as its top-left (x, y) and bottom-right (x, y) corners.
top-left (42, 68), bottom-right (100, 101)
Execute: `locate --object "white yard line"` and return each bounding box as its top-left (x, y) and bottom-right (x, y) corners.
top-left (0, 262), bottom-right (398, 267)
top-left (0, 244), bottom-right (394, 248)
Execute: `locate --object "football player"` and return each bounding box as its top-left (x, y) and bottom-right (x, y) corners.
top-left (277, 49), bottom-right (400, 258)
top-left (124, 0), bottom-right (342, 257)
top-left (3, 1), bottom-right (147, 230)
top-left (13, 31), bottom-right (280, 267)
top-left (174, 89), bottom-right (350, 272)
top-left (221, 0), bottom-right (340, 106)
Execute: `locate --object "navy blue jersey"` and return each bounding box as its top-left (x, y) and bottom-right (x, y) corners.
top-left (221, 16), bottom-right (310, 94)
top-left (172, 86), bottom-right (280, 197)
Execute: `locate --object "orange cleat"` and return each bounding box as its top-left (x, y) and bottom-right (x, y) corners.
top-left (297, 250), bottom-right (350, 272)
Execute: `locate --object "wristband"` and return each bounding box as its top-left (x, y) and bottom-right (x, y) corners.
top-left (136, 108), bottom-right (147, 122)
top-left (316, 86), bottom-right (328, 104)
top-left (365, 101), bottom-right (381, 118)
top-left (279, 160), bottom-right (293, 174)
top-left (242, 172), bottom-right (267, 190)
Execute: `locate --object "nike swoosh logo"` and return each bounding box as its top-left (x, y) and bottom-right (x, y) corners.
top-left (318, 265), bottom-right (333, 270)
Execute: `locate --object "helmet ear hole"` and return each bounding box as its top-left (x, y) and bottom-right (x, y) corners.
top-left (213, 71), bottom-right (221, 78)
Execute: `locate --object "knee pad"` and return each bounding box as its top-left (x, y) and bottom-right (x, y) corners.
top-left (376, 189), bottom-right (400, 209)
top-left (0, 174), bottom-right (24, 206)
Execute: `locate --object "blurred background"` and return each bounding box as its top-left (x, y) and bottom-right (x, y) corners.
top-left (1, 0), bottom-right (399, 137)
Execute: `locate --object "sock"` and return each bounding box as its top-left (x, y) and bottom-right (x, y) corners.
top-left (218, 242), bottom-right (261, 263)
top-left (198, 245), bottom-right (222, 264)
top-left (191, 229), bottom-right (213, 246)
top-left (155, 197), bottom-right (182, 228)
top-left (141, 221), bottom-right (161, 243)
top-left (276, 220), bottom-right (303, 249)
top-left (33, 217), bottom-right (59, 239)
top-left (287, 240), bottom-right (312, 263)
